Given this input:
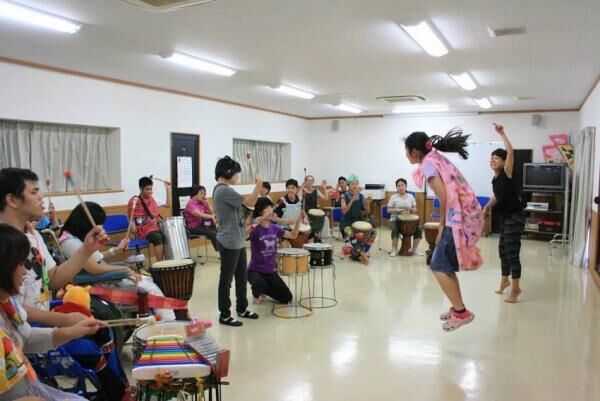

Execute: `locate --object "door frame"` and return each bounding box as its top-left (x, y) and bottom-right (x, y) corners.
top-left (170, 132), bottom-right (201, 215)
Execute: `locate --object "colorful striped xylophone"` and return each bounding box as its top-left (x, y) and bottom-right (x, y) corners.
top-left (132, 336), bottom-right (211, 381)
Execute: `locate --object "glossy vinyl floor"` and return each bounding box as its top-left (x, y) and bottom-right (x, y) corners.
top-left (123, 229), bottom-right (600, 401)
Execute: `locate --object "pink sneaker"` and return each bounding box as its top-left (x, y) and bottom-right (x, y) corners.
top-left (442, 310), bottom-right (475, 332)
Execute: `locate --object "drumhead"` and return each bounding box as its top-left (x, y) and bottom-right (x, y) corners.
top-left (152, 258), bottom-right (194, 269)
top-left (398, 214), bottom-right (419, 222)
top-left (133, 321), bottom-right (190, 341)
top-left (308, 209), bottom-right (325, 217)
top-left (352, 221), bottom-right (373, 231)
top-left (303, 243), bottom-right (333, 251)
top-left (243, 205), bottom-right (255, 211)
top-left (299, 224), bottom-right (311, 233)
top-left (424, 222), bottom-right (440, 229)
top-left (277, 248), bottom-right (310, 256)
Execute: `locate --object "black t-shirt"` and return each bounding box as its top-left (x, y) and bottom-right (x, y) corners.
top-left (492, 169), bottom-right (522, 214)
top-left (302, 188), bottom-right (320, 211)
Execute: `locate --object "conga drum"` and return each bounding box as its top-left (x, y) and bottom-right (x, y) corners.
top-left (398, 214), bottom-right (419, 256)
top-left (423, 222), bottom-right (440, 265)
top-left (289, 224), bottom-right (311, 248)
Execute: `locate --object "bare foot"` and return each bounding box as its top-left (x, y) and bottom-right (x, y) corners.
top-left (360, 252), bottom-right (369, 265)
top-left (253, 297), bottom-right (265, 305)
top-left (495, 279), bottom-right (511, 294)
top-left (504, 289), bottom-right (521, 303)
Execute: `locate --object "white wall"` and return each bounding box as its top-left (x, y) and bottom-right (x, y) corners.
top-left (0, 61), bottom-right (582, 211)
top-left (580, 80), bottom-right (600, 212)
top-left (0, 62), bottom-right (310, 210)
top-left (307, 112), bottom-right (579, 195)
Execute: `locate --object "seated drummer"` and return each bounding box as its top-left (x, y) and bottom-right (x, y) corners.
top-left (247, 197), bottom-right (302, 305)
top-left (340, 174), bottom-right (375, 265)
top-left (301, 175), bottom-right (331, 241)
top-left (184, 185), bottom-right (218, 252)
top-left (258, 181), bottom-right (273, 202)
top-left (128, 176), bottom-right (172, 262)
top-left (272, 178), bottom-right (303, 229)
top-left (60, 202), bottom-right (176, 321)
top-left (330, 176), bottom-right (348, 207)
top-left (387, 178), bottom-right (423, 257)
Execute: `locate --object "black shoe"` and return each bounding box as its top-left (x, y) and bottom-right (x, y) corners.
top-left (219, 316), bottom-right (243, 327)
top-left (237, 310), bottom-right (259, 320)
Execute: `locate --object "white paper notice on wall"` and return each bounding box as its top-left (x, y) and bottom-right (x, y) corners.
top-left (179, 196), bottom-right (190, 209)
top-left (177, 156), bottom-right (193, 188)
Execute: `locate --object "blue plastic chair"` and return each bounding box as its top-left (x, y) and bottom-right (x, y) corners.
top-left (381, 205), bottom-right (391, 220)
top-left (331, 207), bottom-right (344, 239)
top-left (476, 196), bottom-right (490, 208)
top-left (431, 198), bottom-right (441, 219)
top-left (103, 214), bottom-right (150, 259)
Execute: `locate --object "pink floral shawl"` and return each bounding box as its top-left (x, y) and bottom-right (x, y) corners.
top-left (413, 150), bottom-right (484, 270)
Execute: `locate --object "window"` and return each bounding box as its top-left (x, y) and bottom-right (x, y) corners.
top-left (233, 138), bottom-right (290, 184)
top-left (0, 119), bottom-right (120, 193)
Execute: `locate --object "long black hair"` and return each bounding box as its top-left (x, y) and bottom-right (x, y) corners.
top-left (253, 196), bottom-right (274, 219)
top-left (405, 127), bottom-right (471, 160)
top-left (62, 201), bottom-right (106, 242)
top-left (0, 223), bottom-right (31, 295)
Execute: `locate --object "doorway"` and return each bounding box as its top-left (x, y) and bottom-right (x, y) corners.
top-left (170, 133), bottom-right (200, 216)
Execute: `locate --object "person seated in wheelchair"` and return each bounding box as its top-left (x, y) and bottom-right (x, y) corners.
top-left (0, 223), bottom-right (106, 401)
top-left (59, 202), bottom-right (176, 322)
top-left (247, 197), bottom-right (301, 305)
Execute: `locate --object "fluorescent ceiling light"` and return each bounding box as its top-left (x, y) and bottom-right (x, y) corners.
top-left (472, 97), bottom-right (492, 109)
top-left (400, 21), bottom-right (448, 57)
top-left (393, 105), bottom-right (449, 114)
top-left (165, 52), bottom-right (236, 77)
top-left (449, 72), bottom-right (477, 91)
top-left (0, 0), bottom-right (81, 33)
top-left (335, 104), bottom-right (362, 114)
top-left (273, 84), bottom-right (315, 99)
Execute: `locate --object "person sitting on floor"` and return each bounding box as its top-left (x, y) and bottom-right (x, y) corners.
top-left (183, 185), bottom-right (218, 252)
top-left (340, 174), bottom-right (376, 265)
top-left (247, 197), bottom-right (301, 305)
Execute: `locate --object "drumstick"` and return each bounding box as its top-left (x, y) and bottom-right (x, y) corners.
top-left (105, 315), bottom-right (156, 328)
top-left (125, 196), bottom-right (138, 239)
top-left (149, 174), bottom-right (171, 186)
top-left (63, 170), bottom-right (97, 229)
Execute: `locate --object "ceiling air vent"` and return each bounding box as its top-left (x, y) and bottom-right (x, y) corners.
top-left (376, 95), bottom-right (426, 104)
top-left (487, 26), bottom-right (527, 37)
top-left (514, 96), bottom-right (536, 101)
top-left (121, 0), bottom-right (221, 12)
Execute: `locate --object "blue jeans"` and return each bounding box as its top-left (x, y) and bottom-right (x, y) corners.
top-left (430, 227), bottom-right (459, 275)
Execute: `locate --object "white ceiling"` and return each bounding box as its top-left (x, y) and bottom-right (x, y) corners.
top-left (0, 0), bottom-right (598, 118)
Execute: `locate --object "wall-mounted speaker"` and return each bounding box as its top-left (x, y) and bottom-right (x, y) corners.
top-left (531, 114), bottom-right (543, 127)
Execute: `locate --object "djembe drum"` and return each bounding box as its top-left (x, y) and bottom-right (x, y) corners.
top-left (423, 222), bottom-right (440, 265)
top-left (398, 214), bottom-right (419, 256)
top-left (289, 224), bottom-right (311, 248)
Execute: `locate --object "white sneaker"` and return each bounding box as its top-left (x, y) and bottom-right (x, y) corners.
top-left (389, 250), bottom-right (397, 257)
top-left (413, 250), bottom-right (424, 256)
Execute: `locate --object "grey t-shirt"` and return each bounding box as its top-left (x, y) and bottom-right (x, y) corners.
top-left (213, 184), bottom-right (245, 249)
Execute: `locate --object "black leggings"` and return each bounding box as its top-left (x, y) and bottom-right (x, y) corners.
top-left (499, 212), bottom-right (525, 279)
top-left (247, 271), bottom-right (292, 303)
top-left (217, 243), bottom-right (249, 318)
top-left (189, 227), bottom-right (218, 251)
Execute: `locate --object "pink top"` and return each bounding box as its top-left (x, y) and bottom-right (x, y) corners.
top-left (413, 150), bottom-right (484, 270)
top-left (184, 197), bottom-right (213, 229)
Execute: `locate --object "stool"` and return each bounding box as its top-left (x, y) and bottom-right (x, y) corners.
top-left (300, 262), bottom-right (337, 309)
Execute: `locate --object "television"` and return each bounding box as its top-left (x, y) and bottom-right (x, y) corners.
top-left (522, 163), bottom-right (566, 190)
